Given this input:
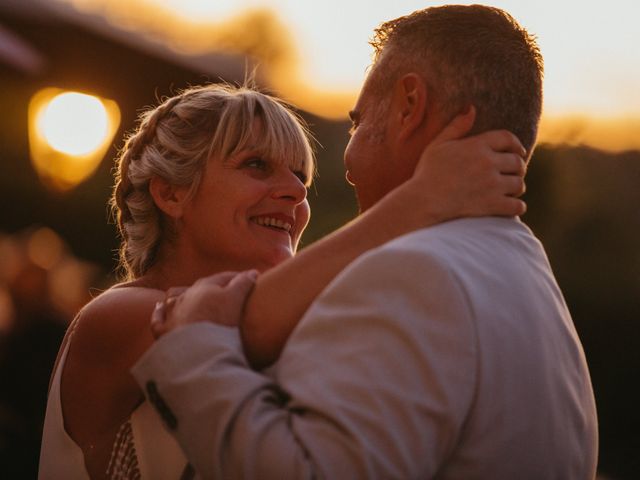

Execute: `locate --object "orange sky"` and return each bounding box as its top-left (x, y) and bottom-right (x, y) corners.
top-left (57, 0), bottom-right (640, 151)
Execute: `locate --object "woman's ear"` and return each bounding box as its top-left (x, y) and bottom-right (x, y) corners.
top-left (149, 175), bottom-right (189, 219)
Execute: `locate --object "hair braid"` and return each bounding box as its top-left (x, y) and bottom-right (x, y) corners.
top-left (111, 94), bottom-right (184, 279)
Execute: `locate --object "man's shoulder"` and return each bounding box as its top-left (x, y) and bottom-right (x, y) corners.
top-left (318, 216), bottom-right (544, 300)
top-left (376, 216), bottom-right (531, 256)
top-left (335, 216), bottom-right (543, 287)
top-left (329, 219), bottom-right (475, 285)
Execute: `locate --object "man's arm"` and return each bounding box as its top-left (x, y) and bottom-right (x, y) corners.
top-left (132, 239), bottom-right (478, 479)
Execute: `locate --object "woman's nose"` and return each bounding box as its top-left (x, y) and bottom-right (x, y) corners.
top-left (271, 168), bottom-right (307, 204)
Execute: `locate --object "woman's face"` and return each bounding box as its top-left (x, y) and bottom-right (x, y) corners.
top-left (179, 129), bottom-right (311, 273)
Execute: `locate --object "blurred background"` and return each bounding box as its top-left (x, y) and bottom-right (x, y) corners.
top-left (0, 0), bottom-right (638, 478)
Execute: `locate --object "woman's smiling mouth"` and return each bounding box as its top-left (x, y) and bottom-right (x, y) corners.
top-left (250, 215), bottom-right (294, 234)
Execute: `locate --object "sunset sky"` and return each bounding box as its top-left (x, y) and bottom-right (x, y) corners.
top-left (59, 0), bottom-right (640, 150)
top-left (158, 0), bottom-right (640, 115)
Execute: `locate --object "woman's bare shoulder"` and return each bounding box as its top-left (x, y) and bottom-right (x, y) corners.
top-left (82, 284), bottom-right (164, 318)
top-left (69, 285), bottom-right (165, 369)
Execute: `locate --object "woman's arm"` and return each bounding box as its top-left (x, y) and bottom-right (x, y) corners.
top-left (242, 109), bottom-right (527, 368)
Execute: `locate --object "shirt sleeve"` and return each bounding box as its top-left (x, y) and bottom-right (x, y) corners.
top-left (131, 242), bottom-right (478, 479)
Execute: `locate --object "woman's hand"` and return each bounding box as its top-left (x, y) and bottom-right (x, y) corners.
top-left (151, 270), bottom-right (258, 338)
top-left (409, 106), bottom-right (527, 222)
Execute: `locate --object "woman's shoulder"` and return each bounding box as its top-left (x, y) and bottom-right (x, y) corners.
top-left (71, 284), bottom-right (165, 363)
top-left (81, 283), bottom-right (165, 317)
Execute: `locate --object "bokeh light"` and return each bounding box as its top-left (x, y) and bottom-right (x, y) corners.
top-left (28, 88), bottom-right (121, 191)
top-left (39, 92), bottom-right (109, 156)
top-left (27, 227), bottom-right (65, 271)
top-left (0, 286), bottom-right (14, 333)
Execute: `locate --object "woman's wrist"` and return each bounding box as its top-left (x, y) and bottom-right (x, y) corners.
top-left (376, 177), bottom-right (449, 230)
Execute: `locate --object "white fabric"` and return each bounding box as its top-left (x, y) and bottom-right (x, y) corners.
top-left (39, 340), bottom-right (190, 479)
top-left (38, 343), bottom-right (90, 480)
top-left (132, 217), bottom-right (598, 479)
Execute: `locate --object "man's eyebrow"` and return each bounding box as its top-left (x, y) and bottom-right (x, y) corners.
top-left (348, 110), bottom-right (359, 122)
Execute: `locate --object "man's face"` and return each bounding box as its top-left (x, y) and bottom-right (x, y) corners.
top-left (345, 58), bottom-right (428, 212)
top-left (344, 74), bottom-right (398, 212)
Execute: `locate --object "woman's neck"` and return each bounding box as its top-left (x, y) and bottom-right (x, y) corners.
top-left (135, 242), bottom-right (234, 291)
top-left (135, 262), bottom-right (209, 291)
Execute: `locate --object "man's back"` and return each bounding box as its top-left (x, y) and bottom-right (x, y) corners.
top-left (406, 217), bottom-right (597, 478)
top-left (276, 217), bottom-right (597, 478)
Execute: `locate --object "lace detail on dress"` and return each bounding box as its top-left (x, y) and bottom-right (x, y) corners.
top-left (106, 419), bottom-right (141, 479)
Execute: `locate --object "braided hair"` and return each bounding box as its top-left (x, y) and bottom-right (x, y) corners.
top-left (110, 84), bottom-right (314, 280)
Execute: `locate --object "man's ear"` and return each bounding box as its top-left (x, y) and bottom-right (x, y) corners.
top-left (149, 175), bottom-right (189, 219)
top-left (392, 73), bottom-right (428, 141)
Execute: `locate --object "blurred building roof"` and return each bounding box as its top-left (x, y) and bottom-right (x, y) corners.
top-left (0, 0), bottom-right (245, 80)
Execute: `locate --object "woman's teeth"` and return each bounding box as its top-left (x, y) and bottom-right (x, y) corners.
top-left (252, 217), bottom-right (292, 232)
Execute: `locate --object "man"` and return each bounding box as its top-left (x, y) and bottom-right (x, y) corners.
top-left (133, 5), bottom-right (598, 478)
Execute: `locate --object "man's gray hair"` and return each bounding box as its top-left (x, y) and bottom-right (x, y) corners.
top-left (369, 4), bottom-right (544, 155)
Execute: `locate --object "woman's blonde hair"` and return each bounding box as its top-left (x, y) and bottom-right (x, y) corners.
top-left (111, 83), bottom-right (315, 280)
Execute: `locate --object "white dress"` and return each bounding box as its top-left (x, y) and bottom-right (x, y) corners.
top-left (38, 338), bottom-right (192, 479)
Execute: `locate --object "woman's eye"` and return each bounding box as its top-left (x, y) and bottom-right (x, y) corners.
top-left (293, 170), bottom-right (308, 185)
top-left (244, 158), bottom-right (267, 170)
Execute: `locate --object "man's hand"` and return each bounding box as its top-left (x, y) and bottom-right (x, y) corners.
top-left (412, 106), bottom-right (528, 221)
top-left (151, 270), bottom-right (258, 339)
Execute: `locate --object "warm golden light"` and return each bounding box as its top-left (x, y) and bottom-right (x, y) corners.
top-left (28, 88), bottom-right (121, 191)
top-left (53, 0), bottom-right (640, 151)
top-left (39, 92), bottom-right (109, 156)
top-left (538, 115), bottom-right (640, 153)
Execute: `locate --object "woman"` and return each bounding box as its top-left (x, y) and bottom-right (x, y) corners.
top-left (39, 83), bottom-right (525, 479)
